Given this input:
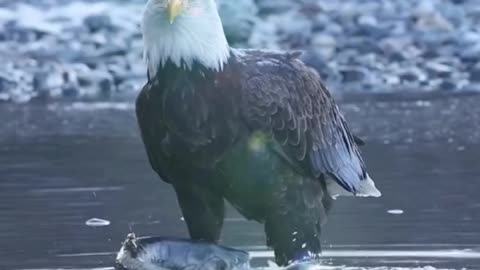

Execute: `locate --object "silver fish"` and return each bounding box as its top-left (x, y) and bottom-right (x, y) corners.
top-left (115, 233), bottom-right (250, 270)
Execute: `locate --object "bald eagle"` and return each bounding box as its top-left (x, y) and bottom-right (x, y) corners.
top-left (136, 0), bottom-right (381, 266)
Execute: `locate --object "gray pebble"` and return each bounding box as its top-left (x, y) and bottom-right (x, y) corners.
top-left (438, 79), bottom-right (459, 91)
top-left (311, 34), bottom-right (336, 59)
top-left (424, 61), bottom-right (454, 78)
top-left (340, 67), bottom-right (367, 83)
top-left (458, 44), bottom-right (480, 63)
top-left (84, 14), bottom-right (113, 33)
top-left (469, 65), bottom-right (480, 82)
top-left (399, 68), bottom-right (427, 83)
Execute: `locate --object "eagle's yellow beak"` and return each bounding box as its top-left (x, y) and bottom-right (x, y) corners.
top-left (167, 0), bottom-right (184, 24)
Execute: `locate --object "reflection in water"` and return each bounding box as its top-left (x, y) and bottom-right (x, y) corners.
top-left (250, 249), bottom-right (480, 259)
top-left (1, 97), bottom-right (480, 270)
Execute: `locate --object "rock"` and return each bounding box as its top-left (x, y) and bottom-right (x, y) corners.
top-left (311, 14), bottom-right (329, 32)
top-left (83, 14), bottom-right (113, 33)
top-left (424, 61), bottom-right (454, 78)
top-left (398, 67), bottom-right (428, 83)
top-left (62, 85), bottom-right (80, 98)
top-left (466, 83), bottom-right (480, 92)
top-left (32, 69), bottom-right (63, 92)
top-left (438, 79), bottom-right (460, 91)
top-left (415, 12), bottom-right (454, 32)
top-left (301, 50), bottom-right (341, 85)
top-left (355, 14), bottom-right (390, 39)
top-left (456, 31), bottom-right (480, 49)
top-left (310, 34), bottom-right (336, 59)
top-left (218, 0), bottom-right (258, 45)
top-left (340, 67), bottom-right (367, 83)
top-left (255, 0), bottom-right (297, 15)
top-left (278, 11), bottom-right (313, 48)
top-left (469, 64), bottom-right (480, 82)
top-left (298, 2), bottom-right (323, 18)
top-left (74, 64), bottom-right (114, 96)
top-left (383, 74), bottom-right (401, 86)
top-left (248, 17), bottom-right (279, 49)
top-left (422, 47), bottom-right (440, 59)
top-left (0, 73), bottom-right (16, 94)
top-left (117, 80), bottom-right (143, 93)
top-left (413, 0), bottom-right (455, 32)
top-left (322, 21), bottom-right (344, 36)
top-left (346, 37), bottom-right (381, 55)
top-left (458, 44), bottom-right (480, 63)
top-left (357, 14), bottom-right (378, 27)
top-left (3, 21), bottom-right (49, 43)
top-left (378, 36), bottom-right (417, 62)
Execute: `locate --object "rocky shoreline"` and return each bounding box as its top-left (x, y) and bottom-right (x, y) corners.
top-left (1, 0), bottom-right (479, 103)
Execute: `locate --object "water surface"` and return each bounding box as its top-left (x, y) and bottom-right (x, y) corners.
top-left (1, 96), bottom-right (480, 270)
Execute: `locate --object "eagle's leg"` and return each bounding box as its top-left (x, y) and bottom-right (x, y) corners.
top-left (264, 175), bottom-right (330, 266)
top-left (173, 183), bottom-right (225, 242)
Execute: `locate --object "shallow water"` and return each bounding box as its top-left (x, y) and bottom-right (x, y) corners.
top-left (1, 95), bottom-right (480, 270)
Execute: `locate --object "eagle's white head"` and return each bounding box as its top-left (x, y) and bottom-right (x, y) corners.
top-left (142, 0), bottom-right (230, 77)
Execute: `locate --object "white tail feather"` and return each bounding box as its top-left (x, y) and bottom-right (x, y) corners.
top-left (326, 174), bottom-right (381, 199)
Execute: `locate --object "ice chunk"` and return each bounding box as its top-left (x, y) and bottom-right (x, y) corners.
top-left (387, 209), bottom-right (404, 215)
top-left (85, 218), bottom-right (111, 227)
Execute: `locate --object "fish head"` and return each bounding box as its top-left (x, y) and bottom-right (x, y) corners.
top-left (115, 233), bottom-right (151, 270)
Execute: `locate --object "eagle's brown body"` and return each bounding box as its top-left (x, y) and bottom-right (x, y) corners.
top-left (136, 49), bottom-right (373, 265)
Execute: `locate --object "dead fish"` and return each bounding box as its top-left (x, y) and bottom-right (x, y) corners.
top-left (115, 233), bottom-right (250, 270)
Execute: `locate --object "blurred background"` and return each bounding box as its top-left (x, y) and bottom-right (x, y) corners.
top-left (1, 0), bottom-right (480, 269)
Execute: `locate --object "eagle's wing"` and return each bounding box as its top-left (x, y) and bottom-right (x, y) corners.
top-left (236, 50), bottom-right (380, 197)
top-left (136, 83), bottom-right (174, 183)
